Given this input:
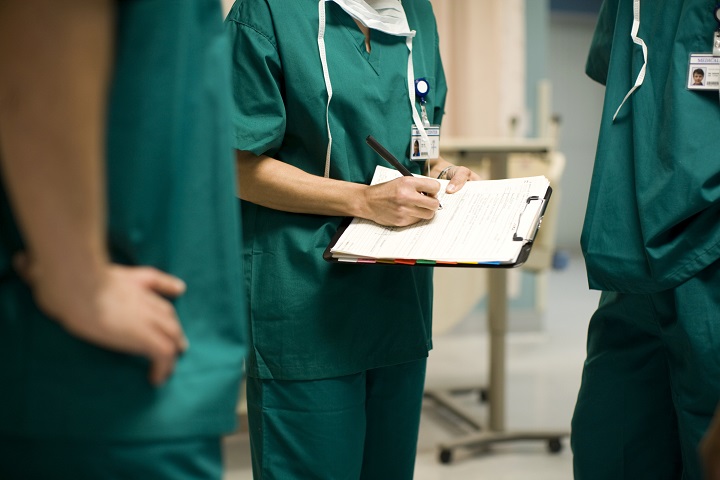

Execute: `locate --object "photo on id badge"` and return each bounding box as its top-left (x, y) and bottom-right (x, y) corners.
top-left (687, 54), bottom-right (720, 90)
top-left (410, 125), bottom-right (440, 161)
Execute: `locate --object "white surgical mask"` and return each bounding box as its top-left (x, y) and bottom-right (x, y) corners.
top-left (317, 0), bottom-right (429, 177)
top-left (332, 0), bottom-right (412, 36)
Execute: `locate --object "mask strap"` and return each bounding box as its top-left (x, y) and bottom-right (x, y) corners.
top-left (318, 0), bottom-right (333, 178)
top-left (612, 0), bottom-right (647, 122)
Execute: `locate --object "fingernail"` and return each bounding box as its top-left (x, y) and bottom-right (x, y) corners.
top-left (447, 185), bottom-right (456, 193)
top-left (180, 335), bottom-right (190, 352)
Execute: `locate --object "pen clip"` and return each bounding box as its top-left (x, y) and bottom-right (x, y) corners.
top-left (512, 196), bottom-right (542, 242)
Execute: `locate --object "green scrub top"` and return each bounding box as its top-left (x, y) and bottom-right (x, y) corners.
top-left (0, 0), bottom-right (247, 440)
top-left (226, 0), bottom-right (447, 380)
top-left (583, 0), bottom-right (720, 293)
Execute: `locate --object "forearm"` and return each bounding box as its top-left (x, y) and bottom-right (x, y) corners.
top-left (0, 0), bottom-right (114, 280)
top-left (236, 150), bottom-right (370, 218)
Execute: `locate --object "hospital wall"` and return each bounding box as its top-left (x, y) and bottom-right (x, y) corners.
top-left (543, 8), bottom-right (604, 253)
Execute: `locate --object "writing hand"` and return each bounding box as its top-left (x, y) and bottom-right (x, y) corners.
top-left (362, 175), bottom-right (441, 227)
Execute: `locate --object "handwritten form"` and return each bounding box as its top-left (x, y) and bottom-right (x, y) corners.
top-left (330, 166), bottom-right (550, 264)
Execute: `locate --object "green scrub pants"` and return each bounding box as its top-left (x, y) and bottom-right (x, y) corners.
top-left (247, 358), bottom-right (427, 480)
top-left (572, 261), bottom-right (720, 480)
top-left (0, 435), bottom-right (222, 480)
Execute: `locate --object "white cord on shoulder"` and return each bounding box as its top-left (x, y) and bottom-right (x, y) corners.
top-left (318, 0), bottom-right (333, 178)
top-left (613, 0), bottom-right (647, 122)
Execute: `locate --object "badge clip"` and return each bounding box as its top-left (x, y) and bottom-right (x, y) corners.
top-left (414, 78), bottom-right (431, 127)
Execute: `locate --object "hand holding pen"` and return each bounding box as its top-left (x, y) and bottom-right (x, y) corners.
top-left (365, 135), bottom-right (443, 210)
top-left (360, 135), bottom-right (442, 227)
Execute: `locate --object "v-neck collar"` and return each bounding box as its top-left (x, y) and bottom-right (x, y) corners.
top-left (328, 2), bottom-right (382, 75)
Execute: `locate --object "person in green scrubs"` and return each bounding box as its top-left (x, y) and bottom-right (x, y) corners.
top-left (226, 0), bottom-right (479, 477)
top-left (572, 1), bottom-right (720, 478)
top-left (0, 1), bottom-right (246, 479)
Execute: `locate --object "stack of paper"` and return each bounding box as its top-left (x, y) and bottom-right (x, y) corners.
top-left (326, 166), bottom-right (551, 267)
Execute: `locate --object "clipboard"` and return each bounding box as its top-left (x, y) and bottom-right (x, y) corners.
top-left (323, 186), bottom-right (552, 268)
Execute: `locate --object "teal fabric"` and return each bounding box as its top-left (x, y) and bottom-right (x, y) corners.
top-left (0, 435), bottom-right (222, 480)
top-left (582, 0), bottom-right (720, 293)
top-left (226, 0), bottom-right (446, 380)
top-left (247, 359), bottom-right (427, 480)
top-left (572, 259), bottom-right (720, 479)
top-left (0, 0), bottom-right (247, 440)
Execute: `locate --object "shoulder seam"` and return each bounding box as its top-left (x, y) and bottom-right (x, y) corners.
top-left (227, 18), bottom-right (278, 51)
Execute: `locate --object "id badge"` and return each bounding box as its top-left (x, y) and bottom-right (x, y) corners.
top-left (410, 125), bottom-right (441, 161)
top-left (687, 54), bottom-right (720, 90)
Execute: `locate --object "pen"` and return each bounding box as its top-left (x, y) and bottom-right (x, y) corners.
top-left (365, 135), bottom-right (443, 209)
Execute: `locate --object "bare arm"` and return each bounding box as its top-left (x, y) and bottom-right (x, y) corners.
top-left (236, 150), bottom-right (444, 227)
top-left (0, 0), bottom-right (186, 385)
top-left (701, 403), bottom-right (720, 480)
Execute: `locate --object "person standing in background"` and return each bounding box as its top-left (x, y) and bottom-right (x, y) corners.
top-left (0, 1), bottom-right (247, 479)
top-left (572, 1), bottom-right (720, 479)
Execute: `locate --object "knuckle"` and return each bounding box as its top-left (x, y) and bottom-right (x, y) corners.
top-left (158, 300), bottom-right (175, 316)
top-left (166, 319), bottom-right (182, 335)
top-left (154, 341), bottom-right (177, 360)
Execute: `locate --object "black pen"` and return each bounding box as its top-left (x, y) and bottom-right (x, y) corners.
top-left (365, 135), bottom-right (443, 209)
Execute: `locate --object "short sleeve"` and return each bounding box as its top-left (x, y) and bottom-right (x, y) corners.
top-left (433, 33), bottom-right (448, 125)
top-left (225, 0), bottom-right (286, 157)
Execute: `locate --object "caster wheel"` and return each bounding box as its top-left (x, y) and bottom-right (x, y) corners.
top-left (439, 449), bottom-right (453, 464)
top-left (548, 438), bottom-right (562, 453)
top-left (479, 389), bottom-right (489, 403)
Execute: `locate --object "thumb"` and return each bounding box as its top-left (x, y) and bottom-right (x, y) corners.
top-left (135, 267), bottom-right (187, 298)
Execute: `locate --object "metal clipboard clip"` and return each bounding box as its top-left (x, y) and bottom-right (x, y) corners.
top-left (512, 195), bottom-right (543, 242)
